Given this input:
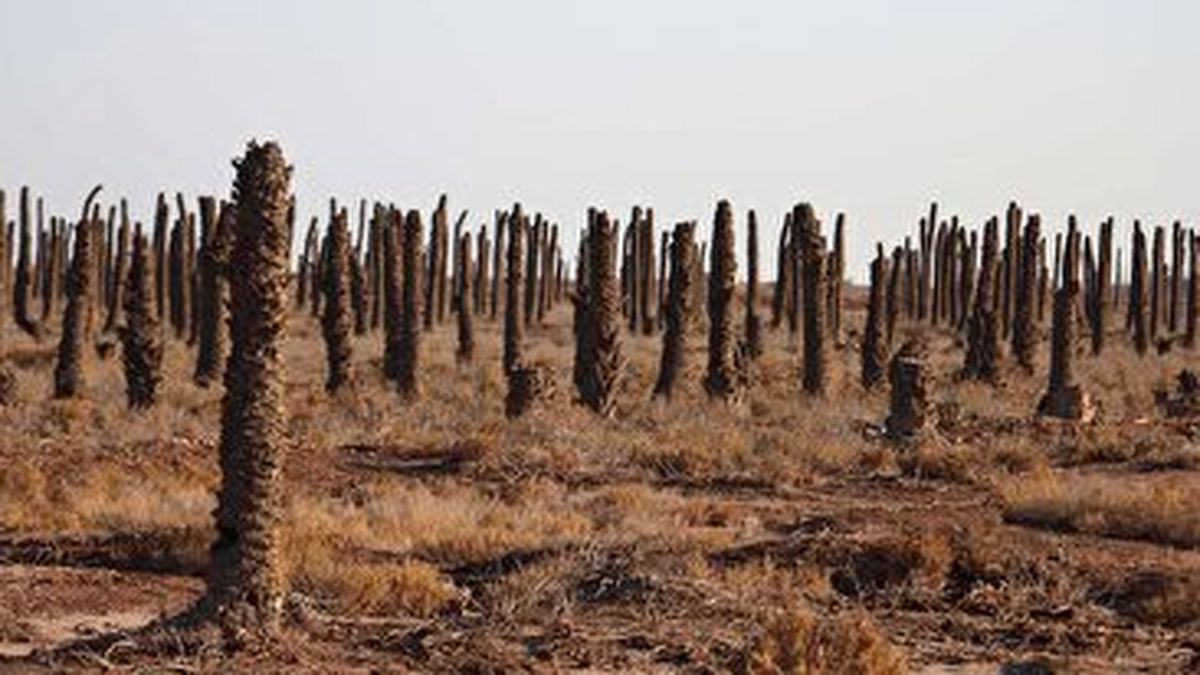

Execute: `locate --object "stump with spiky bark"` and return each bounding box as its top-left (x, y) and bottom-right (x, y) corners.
top-left (744, 209), bottom-right (763, 359)
top-left (1038, 225), bottom-right (1093, 422)
top-left (103, 200), bottom-right (130, 335)
top-left (1011, 214), bottom-right (1040, 370)
top-left (797, 204), bottom-right (827, 396)
top-left (194, 201), bottom-right (233, 387)
top-left (491, 211), bottom-right (505, 320)
top-left (207, 140), bottom-right (291, 638)
top-left (397, 210), bottom-right (423, 398)
top-left (886, 340), bottom-right (934, 440)
top-left (120, 230), bottom-right (161, 408)
top-left (1150, 225), bottom-right (1164, 339)
top-left (322, 210), bottom-right (354, 393)
top-left (703, 200), bottom-right (741, 402)
top-left (14, 187), bottom-right (39, 337)
top-left (1093, 218), bottom-right (1112, 355)
top-left (1170, 221), bottom-right (1183, 334)
top-left (455, 234), bottom-right (474, 364)
top-left (503, 206), bottom-right (526, 376)
top-left (53, 186), bottom-right (102, 399)
top-left (963, 217), bottom-right (1001, 382)
top-left (382, 212), bottom-right (404, 381)
top-left (654, 222), bottom-right (696, 400)
top-left (576, 211), bottom-right (625, 416)
top-left (168, 212), bottom-right (189, 339)
top-left (426, 195), bottom-right (447, 330)
top-left (1131, 223), bottom-right (1150, 356)
top-left (862, 245), bottom-right (888, 389)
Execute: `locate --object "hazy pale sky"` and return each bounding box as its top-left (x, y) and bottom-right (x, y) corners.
top-left (1, 0), bottom-right (1197, 280)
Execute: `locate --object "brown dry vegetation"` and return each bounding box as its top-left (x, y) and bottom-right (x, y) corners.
top-left (0, 289), bottom-right (1198, 672)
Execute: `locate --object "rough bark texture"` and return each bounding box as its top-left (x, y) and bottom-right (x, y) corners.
top-left (964, 217), bottom-right (1001, 382)
top-left (828, 213), bottom-right (844, 342)
top-left (798, 204), bottom-right (827, 396)
top-left (1131, 223), bottom-right (1150, 356)
top-left (491, 211), bottom-right (505, 321)
top-left (1170, 221), bottom-right (1183, 334)
top-left (349, 250), bottom-right (369, 336)
top-left (1011, 214), bottom-right (1040, 370)
top-left (703, 200), bottom-right (741, 402)
top-left (194, 200), bottom-right (233, 387)
top-left (653, 222), bottom-right (696, 400)
top-left (53, 186), bottom-right (102, 399)
top-left (862, 245), bottom-right (888, 390)
top-left (208, 140), bottom-right (291, 638)
top-left (455, 234), bottom-right (474, 364)
top-left (1093, 219), bottom-right (1112, 355)
top-left (744, 209), bottom-right (763, 359)
top-left (503, 206), bottom-right (526, 376)
top-left (1038, 225), bottom-right (1093, 422)
top-left (886, 245), bottom-right (903, 347)
top-left (382, 212), bottom-right (403, 381)
top-left (322, 210), bottom-right (354, 393)
top-left (576, 211), bottom-right (624, 416)
top-left (168, 210), bottom-right (189, 339)
top-left (120, 230), bottom-right (161, 408)
top-left (886, 340), bottom-right (933, 440)
top-left (1150, 225), bottom-right (1164, 339)
top-left (397, 210), bottom-right (423, 398)
top-left (103, 200), bottom-right (130, 335)
top-left (14, 187), bottom-right (39, 337)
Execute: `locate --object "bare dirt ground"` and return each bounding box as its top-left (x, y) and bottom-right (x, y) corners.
top-left (0, 293), bottom-right (1197, 672)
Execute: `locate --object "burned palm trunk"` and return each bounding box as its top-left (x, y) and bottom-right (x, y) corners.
top-left (828, 213), bottom-right (845, 342)
top-left (1001, 202), bottom-right (1021, 338)
top-left (862, 245), bottom-right (888, 390)
top-left (703, 200), bottom-right (742, 402)
top-left (1131, 222), bottom-right (1150, 356)
top-left (103, 200), bottom-right (130, 335)
top-left (490, 211), bottom-right (505, 321)
top-left (0, 190), bottom-right (6, 325)
top-left (14, 187), bottom-right (38, 337)
top-left (525, 214), bottom-right (542, 328)
top-left (576, 212), bottom-right (624, 416)
top-left (1170, 221), bottom-right (1183, 334)
top-left (475, 225), bottom-right (489, 316)
top-left (53, 186), bottom-right (102, 399)
top-left (931, 221), bottom-right (944, 326)
top-left (369, 208), bottom-right (384, 331)
top-left (886, 340), bottom-right (933, 440)
top-left (798, 204), bottom-right (827, 396)
top-left (771, 216), bottom-right (791, 329)
top-left (120, 229), bottom-right (161, 408)
top-left (886, 245), bottom-right (903, 347)
top-left (744, 209), bottom-right (763, 359)
top-left (153, 194), bottom-right (168, 322)
top-left (321, 210), bottom-right (353, 393)
top-left (168, 214), bottom-right (188, 338)
top-left (195, 202), bottom-right (233, 387)
top-left (41, 218), bottom-right (62, 326)
top-left (502, 205), bottom-right (552, 417)
top-left (455, 234), bottom-right (474, 364)
top-left (787, 211), bottom-right (801, 339)
top-left (208, 140), bottom-right (292, 637)
top-left (1038, 225), bottom-right (1093, 422)
top-left (1150, 225), bottom-right (1164, 339)
top-left (959, 229), bottom-right (977, 333)
top-left (918, 205), bottom-right (935, 322)
top-left (639, 212), bottom-right (655, 335)
top-left (503, 206), bottom-right (526, 376)
top-left (964, 217), bottom-right (1001, 382)
top-left (382, 212), bottom-right (404, 381)
top-left (653, 222), bottom-right (696, 400)
top-left (1011, 214), bottom-right (1040, 371)
top-left (1093, 218), bottom-right (1113, 355)
top-left (1186, 231), bottom-right (1198, 349)
top-left (397, 210), bottom-right (423, 398)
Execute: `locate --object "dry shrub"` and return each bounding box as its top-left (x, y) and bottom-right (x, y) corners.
top-left (1001, 470), bottom-right (1200, 548)
top-left (831, 531), bottom-right (952, 598)
top-left (1095, 571), bottom-right (1200, 628)
top-left (745, 607), bottom-right (905, 675)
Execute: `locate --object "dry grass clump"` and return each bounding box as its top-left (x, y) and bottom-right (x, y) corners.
top-left (1001, 470), bottom-right (1200, 548)
top-left (744, 606), bottom-right (905, 675)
